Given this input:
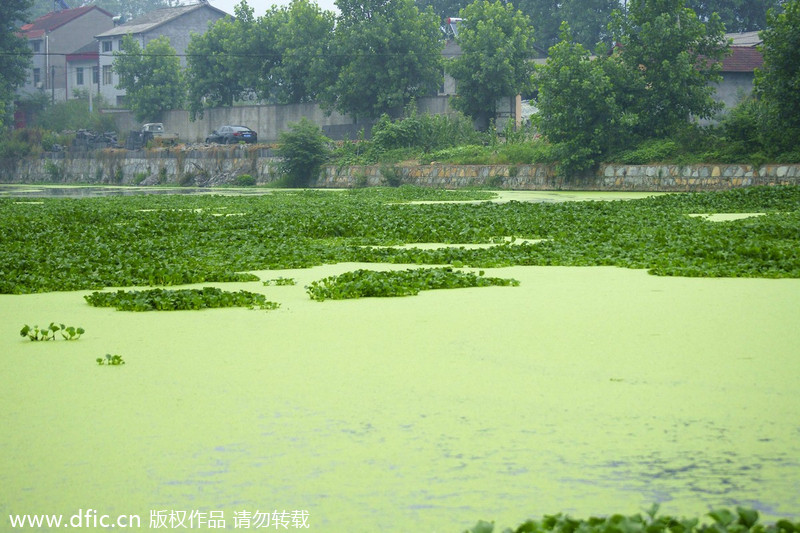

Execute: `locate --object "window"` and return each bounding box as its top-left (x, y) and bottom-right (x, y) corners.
top-left (33, 68), bottom-right (41, 86)
top-left (102, 65), bottom-right (112, 85)
top-left (32, 40), bottom-right (41, 53)
top-left (102, 40), bottom-right (112, 53)
top-left (76, 67), bottom-right (84, 85)
top-left (118, 39), bottom-right (123, 50)
top-left (92, 66), bottom-right (99, 84)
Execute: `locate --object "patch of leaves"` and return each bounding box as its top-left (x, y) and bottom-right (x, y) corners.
top-left (306, 267), bottom-right (519, 301)
top-left (84, 287), bottom-right (279, 311)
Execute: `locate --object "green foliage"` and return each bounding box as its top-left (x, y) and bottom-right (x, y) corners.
top-left (276, 118), bottom-right (331, 187)
top-left (511, 0), bottom-right (619, 52)
top-left (0, 0), bottom-right (32, 131)
top-left (186, 13), bottom-right (253, 119)
top-left (379, 163), bottom-right (404, 187)
top-left (535, 23), bottom-right (626, 176)
top-left (448, 0), bottom-right (536, 127)
top-left (306, 267), bottom-right (519, 301)
top-left (684, 0), bottom-right (784, 32)
top-left (236, 174), bottom-right (257, 187)
top-left (371, 108), bottom-right (484, 154)
top-left (84, 287), bottom-right (279, 311)
top-left (463, 505), bottom-right (799, 533)
top-left (0, 128), bottom-right (37, 161)
top-left (0, 186), bottom-right (798, 296)
top-left (96, 353), bottom-right (125, 366)
top-left (262, 277), bottom-right (296, 286)
top-left (113, 35), bottom-right (184, 122)
top-left (20, 323), bottom-right (85, 341)
top-left (270, 0), bottom-right (336, 105)
top-left (31, 96), bottom-right (117, 133)
top-left (754, 0), bottom-right (800, 154)
top-left (320, 0), bottom-right (443, 119)
top-left (609, 0), bottom-right (729, 139)
top-left (27, 0), bottom-right (181, 21)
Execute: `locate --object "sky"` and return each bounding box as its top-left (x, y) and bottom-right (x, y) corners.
top-left (206, 0), bottom-right (339, 17)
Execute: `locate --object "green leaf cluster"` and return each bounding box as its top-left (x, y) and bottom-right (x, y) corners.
top-left (0, 0), bottom-right (31, 131)
top-left (464, 505), bottom-right (799, 533)
top-left (0, 186), bottom-right (798, 296)
top-left (447, 0), bottom-right (537, 127)
top-left (20, 323), bottom-right (85, 341)
top-left (319, 0), bottom-right (444, 120)
top-left (276, 118), bottom-right (331, 187)
top-left (753, 0), bottom-right (800, 154)
top-left (536, 0), bottom-right (729, 176)
top-left (306, 267), bottom-right (519, 301)
top-left (96, 353), bottom-right (125, 366)
top-left (113, 35), bottom-right (184, 122)
top-left (84, 287), bottom-right (279, 311)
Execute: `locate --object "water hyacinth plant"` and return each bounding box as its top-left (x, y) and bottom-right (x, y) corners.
top-left (20, 323), bottom-right (85, 341)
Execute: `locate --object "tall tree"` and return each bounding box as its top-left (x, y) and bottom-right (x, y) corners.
top-left (113, 34), bottom-right (184, 121)
top-left (684, 0), bottom-right (785, 32)
top-left (25, 0), bottom-right (182, 21)
top-left (186, 2), bottom-right (261, 118)
top-left (269, 0), bottom-right (336, 104)
top-left (447, 0), bottom-right (536, 128)
top-left (609, 0), bottom-right (729, 138)
top-left (415, 0), bottom-right (471, 21)
top-left (515, 0), bottom-right (617, 53)
top-left (754, 0), bottom-right (800, 151)
top-left (535, 22), bottom-right (627, 174)
top-left (319, 0), bottom-right (444, 120)
top-left (1, 0), bottom-right (32, 130)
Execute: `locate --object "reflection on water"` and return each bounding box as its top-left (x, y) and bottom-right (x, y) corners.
top-left (0, 184), bottom-right (273, 198)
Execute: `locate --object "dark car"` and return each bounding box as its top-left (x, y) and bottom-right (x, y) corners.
top-left (205, 125), bottom-right (258, 144)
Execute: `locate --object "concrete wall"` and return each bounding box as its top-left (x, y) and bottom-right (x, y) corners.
top-left (108, 96), bottom-right (455, 143)
top-left (3, 151), bottom-right (799, 191)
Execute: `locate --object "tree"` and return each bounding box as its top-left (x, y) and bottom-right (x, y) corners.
top-left (415, 0), bottom-right (470, 22)
top-left (271, 0), bottom-right (336, 104)
top-left (609, 0), bottom-right (729, 139)
top-left (754, 0), bottom-right (800, 151)
top-left (535, 23), bottom-right (627, 175)
top-left (186, 3), bottom-right (259, 119)
top-left (560, 0), bottom-right (620, 50)
top-left (1, 0), bottom-right (32, 130)
top-left (25, 0), bottom-right (182, 21)
top-left (515, 0), bottom-right (618, 53)
top-left (447, 0), bottom-right (536, 128)
top-left (319, 0), bottom-right (444, 120)
top-left (684, 0), bottom-right (785, 32)
top-left (113, 35), bottom-right (184, 122)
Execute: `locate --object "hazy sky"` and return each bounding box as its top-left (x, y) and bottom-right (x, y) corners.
top-left (206, 0), bottom-right (339, 17)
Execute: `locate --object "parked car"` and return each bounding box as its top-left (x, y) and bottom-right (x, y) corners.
top-left (140, 123), bottom-right (179, 145)
top-left (205, 125), bottom-right (258, 144)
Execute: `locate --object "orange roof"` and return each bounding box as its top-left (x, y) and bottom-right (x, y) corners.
top-left (20, 5), bottom-right (113, 38)
top-left (722, 46), bottom-right (763, 72)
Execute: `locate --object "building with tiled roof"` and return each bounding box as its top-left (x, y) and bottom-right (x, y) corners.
top-left (94, 1), bottom-right (228, 107)
top-left (711, 32), bottom-right (764, 117)
top-left (17, 5), bottom-right (114, 102)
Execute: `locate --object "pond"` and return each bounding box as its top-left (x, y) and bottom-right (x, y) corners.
top-left (2, 264), bottom-right (798, 531)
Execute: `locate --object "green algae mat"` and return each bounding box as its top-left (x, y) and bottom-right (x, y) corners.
top-left (1, 186), bottom-right (799, 531)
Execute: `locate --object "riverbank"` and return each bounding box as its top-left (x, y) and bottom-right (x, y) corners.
top-left (2, 149), bottom-right (799, 191)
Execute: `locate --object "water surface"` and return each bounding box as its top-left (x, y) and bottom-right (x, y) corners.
top-left (2, 265), bottom-right (798, 531)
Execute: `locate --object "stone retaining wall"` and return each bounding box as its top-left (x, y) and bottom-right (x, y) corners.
top-left (2, 151), bottom-right (799, 191)
top-left (318, 163), bottom-right (800, 190)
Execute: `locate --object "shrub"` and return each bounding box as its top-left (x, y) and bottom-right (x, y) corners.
top-left (236, 174), bottom-right (256, 186)
top-left (370, 109), bottom-right (483, 153)
top-left (379, 164), bottom-right (403, 187)
top-left (276, 117), bottom-right (331, 187)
